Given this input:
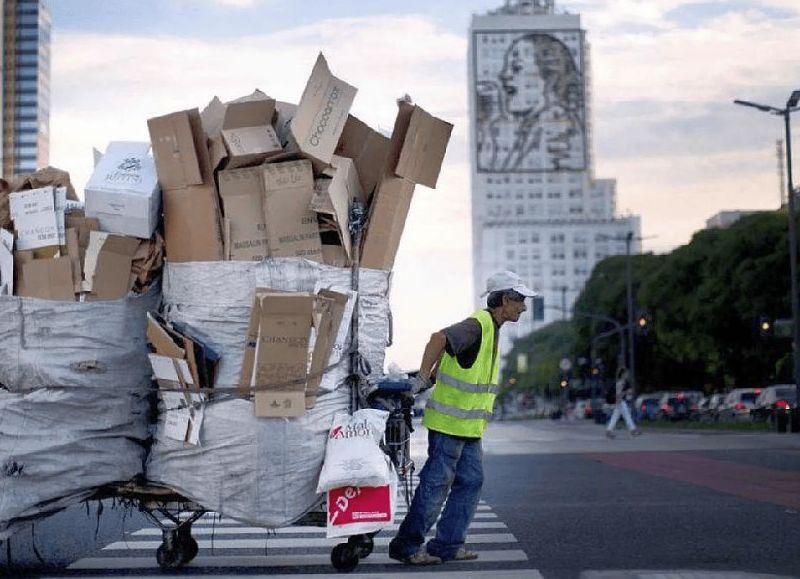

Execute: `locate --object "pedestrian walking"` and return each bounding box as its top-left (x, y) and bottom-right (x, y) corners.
top-left (388, 270), bottom-right (535, 565)
top-left (605, 367), bottom-right (642, 438)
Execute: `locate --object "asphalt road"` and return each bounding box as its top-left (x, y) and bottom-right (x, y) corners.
top-left (2, 418), bottom-right (800, 578)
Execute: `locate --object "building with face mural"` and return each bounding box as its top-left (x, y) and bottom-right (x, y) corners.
top-left (469, 0), bottom-right (642, 358)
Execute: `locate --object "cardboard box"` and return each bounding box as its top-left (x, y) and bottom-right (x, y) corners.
top-left (9, 187), bottom-right (60, 250)
top-left (202, 93), bottom-right (280, 170)
top-left (148, 352), bottom-right (205, 445)
top-left (147, 109), bottom-right (208, 189)
top-left (311, 155), bottom-right (363, 262)
top-left (218, 166), bottom-right (269, 261)
top-left (251, 293), bottom-right (315, 418)
top-left (290, 53), bottom-right (357, 167)
top-left (0, 229), bottom-right (13, 295)
top-left (65, 213), bottom-right (99, 272)
top-left (262, 160), bottom-right (322, 262)
top-left (336, 115), bottom-right (391, 199)
top-left (360, 176), bottom-right (415, 271)
top-left (321, 243), bottom-right (348, 268)
top-left (162, 184), bottom-right (224, 262)
top-left (386, 102), bottom-right (453, 189)
top-left (17, 256), bottom-right (75, 301)
top-left (88, 234), bottom-right (140, 301)
top-left (85, 142), bottom-right (161, 239)
top-left (147, 312), bottom-right (220, 392)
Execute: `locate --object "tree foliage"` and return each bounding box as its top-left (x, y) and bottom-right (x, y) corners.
top-left (503, 211), bottom-right (796, 394)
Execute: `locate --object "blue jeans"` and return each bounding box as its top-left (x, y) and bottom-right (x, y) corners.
top-left (389, 429), bottom-right (483, 561)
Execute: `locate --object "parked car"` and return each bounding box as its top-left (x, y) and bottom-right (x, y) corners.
top-left (719, 388), bottom-right (760, 422)
top-left (751, 385), bottom-right (797, 424)
top-left (704, 393), bottom-right (727, 421)
top-left (573, 398), bottom-right (592, 420)
top-left (634, 394), bottom-right (661, 422)
top-left (658, 392), bottom-right (693, 421)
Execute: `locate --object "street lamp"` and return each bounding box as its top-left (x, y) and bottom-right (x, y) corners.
top-left (734, 91), bottom-right (800, 428)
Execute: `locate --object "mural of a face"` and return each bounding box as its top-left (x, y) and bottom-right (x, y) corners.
top-left (499, 37), bottom-right (544, 116)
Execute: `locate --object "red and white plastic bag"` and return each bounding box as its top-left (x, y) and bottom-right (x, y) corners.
top-left (326, 463), bottom-right (398, 538)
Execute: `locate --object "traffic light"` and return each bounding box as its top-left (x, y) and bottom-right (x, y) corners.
top-left (635, 309), bottom-right (652, 336)
top-left (758, 315), bottom-right (773, 338)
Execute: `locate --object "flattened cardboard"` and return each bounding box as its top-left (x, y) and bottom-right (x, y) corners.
top-left (336, 115), bottom-right (391, 198)
top-left (147, 109), bottom-right (206, 189)
top-left (162, 184), bottom-right (224, 262)
top-left (89, 234), bottom-right (140, 301)
top-left (0, 229), bottom-right (13, 295)
top-left (360, 176), bottom-right (415, 271)
top-left (54, 187), bottom-right (67, 245)
top-left (82, 231), bottom-right (110, 292)
top-left (389, 102), bottom-right (453, 189)
top-left (290, 53), bottom-right (357, 166)
top-left (253, 294), bottom-right (315, 418)
top-left (262, 160), bottom-right (322, 262)
top-left (18, 256), bottom-right (74, 301)
top-left (9, 187), bottom-right (59, 250)
top-left (306, 290), bottom-right (347, 407)
top-left (321, 243), bottom-right (348, 268)
top-left (64, 228), bottom-right (81, 292)
top-left (218, 166), bottom-right (269, 261)
top-left (147, 312), bottom-right (186, 360)
top-left (312, 156), bottom-right (363, 261)
top-left (13, 250), bottom-right (33, 296)
top-left (65, 214), bottom-right (99, 270)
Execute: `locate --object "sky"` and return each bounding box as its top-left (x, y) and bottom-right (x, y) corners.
top-left (47, 0), bottom-right (800, 370)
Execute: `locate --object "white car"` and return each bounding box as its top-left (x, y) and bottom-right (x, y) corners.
top-left (720, 388), bottom-right (760, 422)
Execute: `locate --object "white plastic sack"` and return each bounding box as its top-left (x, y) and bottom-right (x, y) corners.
top-left (317, 409), bottom-right (391, 492)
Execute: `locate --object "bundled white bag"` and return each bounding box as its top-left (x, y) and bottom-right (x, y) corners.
top-left (317, 408), bottom-right (391, 492)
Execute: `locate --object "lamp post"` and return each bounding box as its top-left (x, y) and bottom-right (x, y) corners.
top-left (625, 231), bottom-right (636, 398)
top-left (735, 91), bottom-right (800, 427)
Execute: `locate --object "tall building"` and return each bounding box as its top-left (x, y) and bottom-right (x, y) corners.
top-left (2, 0), bottom-right (50, 178)
top-left (468, 0), bottom-right (641, 353)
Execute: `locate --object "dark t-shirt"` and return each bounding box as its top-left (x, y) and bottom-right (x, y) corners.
top-left (442, 309), bottom-right (500, 369)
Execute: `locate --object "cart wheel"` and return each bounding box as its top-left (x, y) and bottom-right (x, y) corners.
top-left (156, 542), bottom-right (185, 570)
top-left (348, 534), bottom-right (374, 558)
top-left (331, 543), bottom-right (359, 572)
top-left (178, 525), bottom-right (199, 563)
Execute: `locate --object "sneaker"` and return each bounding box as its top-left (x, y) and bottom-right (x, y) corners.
top-left (389, 547), bottom-right (442, 566)
top-left (605, 430), bottom-right (616, 439)
top-left (452, 547), bottom-right (479, 561)
top-left (631, 428), bottom-right (642, 437)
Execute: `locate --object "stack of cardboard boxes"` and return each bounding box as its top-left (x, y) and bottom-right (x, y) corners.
top-left (0, 150), bottom-right (164, 301)
top-left (147, 53), bottom-right (452, 271)
top-left (141, 53), bottom-right (451, 423)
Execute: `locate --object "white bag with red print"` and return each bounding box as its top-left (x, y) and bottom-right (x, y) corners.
top-left (316, 409), bottom-right (391, 493)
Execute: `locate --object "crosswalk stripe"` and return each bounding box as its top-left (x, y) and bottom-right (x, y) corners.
top-left (68, 549), bottom-right (530, 570)
top-left (102, 533), bottom-right (518, 551)
top-left (133, 521), bottom-right (508, 536)
top-left (179, 510), bottom-right (499, 527)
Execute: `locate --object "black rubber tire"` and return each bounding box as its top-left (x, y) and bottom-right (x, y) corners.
top-left (178, 526), bottom-right (199, 563)
top-left (348, 534), bottom-right (374, 558)
top-left (331, 543), bottom-right (359, 572)
top-left (156, 542), bottom-right (185, 570)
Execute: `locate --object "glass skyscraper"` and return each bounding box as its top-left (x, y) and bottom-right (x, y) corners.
top-left (2, 0), bottom-right (50, 177)
top-left (468, 0), bottom-right (641, 355)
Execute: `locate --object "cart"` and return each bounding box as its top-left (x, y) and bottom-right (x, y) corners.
top-left (93, 202), bottom-right (418, 572)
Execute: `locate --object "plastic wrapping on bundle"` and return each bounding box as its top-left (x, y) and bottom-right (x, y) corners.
top-left (0, 284), bottom-right (161, 391)
top-left (147, 258), bottom-right (392, 528)
top-left (0, 285), bottom-right (161, 539)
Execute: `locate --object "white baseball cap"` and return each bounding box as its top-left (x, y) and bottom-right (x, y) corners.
top-left (483, 270), bottom-right (537, 297)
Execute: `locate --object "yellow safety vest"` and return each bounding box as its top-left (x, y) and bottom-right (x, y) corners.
top-left (422, 309), bottom-right (501, 438)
